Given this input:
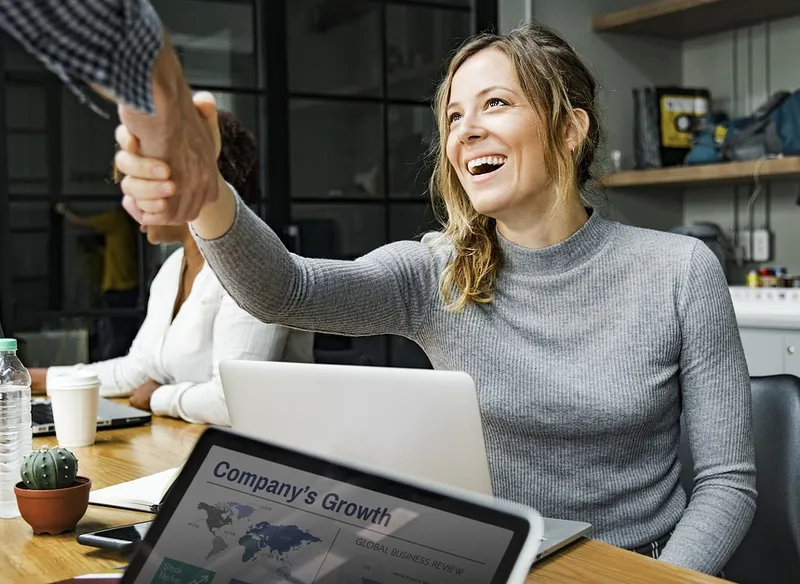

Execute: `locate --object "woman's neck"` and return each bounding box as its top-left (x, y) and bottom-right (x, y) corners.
top-left (181, 236), bottom-right (205, 271)
top-left (170, 234), bottom-right (206, 322)
top-left (496, 190), bottom-right (589, 250)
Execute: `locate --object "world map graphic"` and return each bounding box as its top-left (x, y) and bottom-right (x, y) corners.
top-left (194, 501), bottom-right (322, 566)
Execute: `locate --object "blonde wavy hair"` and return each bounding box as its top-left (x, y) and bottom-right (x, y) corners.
top-left (429, 23), bottom-right (603, 311)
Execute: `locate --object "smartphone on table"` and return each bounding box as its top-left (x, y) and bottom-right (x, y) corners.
top-left (77, 521), bottom-right (152, 552)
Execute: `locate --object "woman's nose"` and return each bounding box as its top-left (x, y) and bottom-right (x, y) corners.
top-left (456, 118), bottom-right (488, 143)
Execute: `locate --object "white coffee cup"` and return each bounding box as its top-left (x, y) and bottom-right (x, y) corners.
top-left (46, 371), bottom-right (101, 448)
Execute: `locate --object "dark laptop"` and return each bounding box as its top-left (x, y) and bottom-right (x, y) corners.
top-left (32, 396), bottom-right (151, 436)
top-left (117, 427), bottom-right (545, 584)
top-left (0, 317), bottom-right (150, 435)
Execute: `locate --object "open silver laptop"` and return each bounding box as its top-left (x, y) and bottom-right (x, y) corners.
top-left (219, 360), bottom-right (591, 560)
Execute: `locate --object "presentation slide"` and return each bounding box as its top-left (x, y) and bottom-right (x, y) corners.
top-left (130, 446), bottom-right (516, 584)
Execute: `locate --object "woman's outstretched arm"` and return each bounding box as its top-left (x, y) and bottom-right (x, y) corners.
top-left (114, 102), bottom-right (442, 340)
top-left (192, 185), bottom-right (440, 339)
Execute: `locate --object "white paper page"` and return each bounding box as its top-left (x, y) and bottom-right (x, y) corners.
top-left (89, 467), bottom-right (180, 512)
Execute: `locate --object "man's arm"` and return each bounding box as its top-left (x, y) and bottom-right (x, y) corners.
top-left (0, 0), bottom-right (220, 226)
top-left (0, 0), bottom-right (162, 114)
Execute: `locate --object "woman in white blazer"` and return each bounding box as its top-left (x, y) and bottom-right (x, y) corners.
top-left (30, 111), bottom-right (314, 426)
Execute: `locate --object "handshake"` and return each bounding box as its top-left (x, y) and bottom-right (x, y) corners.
top-left (114, 90), bottom-right (228, 235)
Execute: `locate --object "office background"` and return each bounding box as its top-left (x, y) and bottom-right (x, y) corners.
top-left (2, 0), bottom-right (800, 373)
top-left (0, 0), bottom-right (497, 369)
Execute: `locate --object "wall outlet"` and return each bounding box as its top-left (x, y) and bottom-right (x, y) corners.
top-left (737, 229), bottom-right (772, 262)
top-left (752, 228), bottom-right (771, 262)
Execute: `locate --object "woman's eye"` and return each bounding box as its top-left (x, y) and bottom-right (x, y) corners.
top-left (487, 98), bottom-right (506, 108)
top-left (449, 112), bottom-right (462, 123)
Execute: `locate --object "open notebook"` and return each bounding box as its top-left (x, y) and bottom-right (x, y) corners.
top-left (88, 468), bottom-right (181, 513)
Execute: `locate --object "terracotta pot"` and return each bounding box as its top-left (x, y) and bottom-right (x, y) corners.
top-left (14, 476), bottom-right (92, 535)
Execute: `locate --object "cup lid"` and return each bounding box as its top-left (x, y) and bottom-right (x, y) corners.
top-left (48, 370), bottom-right (100, 389)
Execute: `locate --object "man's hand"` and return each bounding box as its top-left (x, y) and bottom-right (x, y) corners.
top-left (115, 92), bottom-right (236, 241)
top-left (130, 379), bottom-right (161, 411)
top-left (117, 35), bottom-right (219, 226)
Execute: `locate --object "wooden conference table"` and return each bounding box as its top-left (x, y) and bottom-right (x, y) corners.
top-left (0, 411), bottom-right (727, 584)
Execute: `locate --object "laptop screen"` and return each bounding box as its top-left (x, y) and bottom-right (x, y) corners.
top-left (123, 429), bottom-right (532, 584)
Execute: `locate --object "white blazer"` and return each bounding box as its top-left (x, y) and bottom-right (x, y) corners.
top-left (48, 248), bottom-right (315, 426)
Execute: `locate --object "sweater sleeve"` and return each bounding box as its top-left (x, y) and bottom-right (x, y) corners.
top-left (659, 241), bottom-right (757, 574)
top-left (193, 191), bottom-right (440, 340)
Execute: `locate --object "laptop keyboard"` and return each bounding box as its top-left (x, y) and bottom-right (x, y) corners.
top-left (31, 402), bottom-right (55, 425)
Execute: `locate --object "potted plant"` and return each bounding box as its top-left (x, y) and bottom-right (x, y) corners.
top-left (14, 445), bottom-right (92, 535)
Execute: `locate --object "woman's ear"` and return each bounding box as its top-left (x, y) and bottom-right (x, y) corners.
top-left (567, 108), bottom-right (590, 153)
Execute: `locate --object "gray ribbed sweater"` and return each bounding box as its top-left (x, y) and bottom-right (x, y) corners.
top-left (195, 197), bottom-right (756, 575)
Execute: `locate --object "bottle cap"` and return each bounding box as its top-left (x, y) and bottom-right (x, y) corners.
top-left (0, 338), bottom-right (17, 351)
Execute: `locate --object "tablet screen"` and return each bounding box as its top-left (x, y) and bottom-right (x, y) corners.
top-left (125, 440), bottom-right (527, 584)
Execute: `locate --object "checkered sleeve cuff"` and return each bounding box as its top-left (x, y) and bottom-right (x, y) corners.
top-left (107, 0), bottom-right (163, 114)
top-left (0, 0), bottom-right (164, 115)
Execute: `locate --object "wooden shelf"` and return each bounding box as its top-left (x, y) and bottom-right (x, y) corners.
top-left (591, 0), bottom-right (800, 41)
top-left (597, 156), bottom-right (800, 188)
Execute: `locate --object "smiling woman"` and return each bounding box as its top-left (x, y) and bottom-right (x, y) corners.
top-left (114, 22), bottom-right (755, 578)
top-left (432, 32), bottom-right (600, 310)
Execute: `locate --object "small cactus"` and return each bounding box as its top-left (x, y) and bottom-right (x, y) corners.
top-left (20, 445), bottom-right (78, 490)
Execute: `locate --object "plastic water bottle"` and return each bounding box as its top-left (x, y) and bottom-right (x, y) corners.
top-left (0, 338), bottom-right (32, 518)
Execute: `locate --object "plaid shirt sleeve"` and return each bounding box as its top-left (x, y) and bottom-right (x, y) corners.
top-left (0, 0), bottom-right (163, 116)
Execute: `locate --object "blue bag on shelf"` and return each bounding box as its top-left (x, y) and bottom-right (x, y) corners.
top-left (684, 89), bottom-right (800, 164)
top-left (773, 89), bottom-right (800, 155)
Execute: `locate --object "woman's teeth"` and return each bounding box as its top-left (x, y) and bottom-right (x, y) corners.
top-left (467, 156), bottom-right (507, 175)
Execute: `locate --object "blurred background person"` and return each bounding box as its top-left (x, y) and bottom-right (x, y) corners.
top-left (55, 203), bottom-right (140, 359)
top-left (29, 110), bottom-right (315, 426)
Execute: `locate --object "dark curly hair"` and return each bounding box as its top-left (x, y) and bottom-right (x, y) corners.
top-left (216, 109), bottom-right (261, 205)
top-left (113, 108), bottom-right (261, 205)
